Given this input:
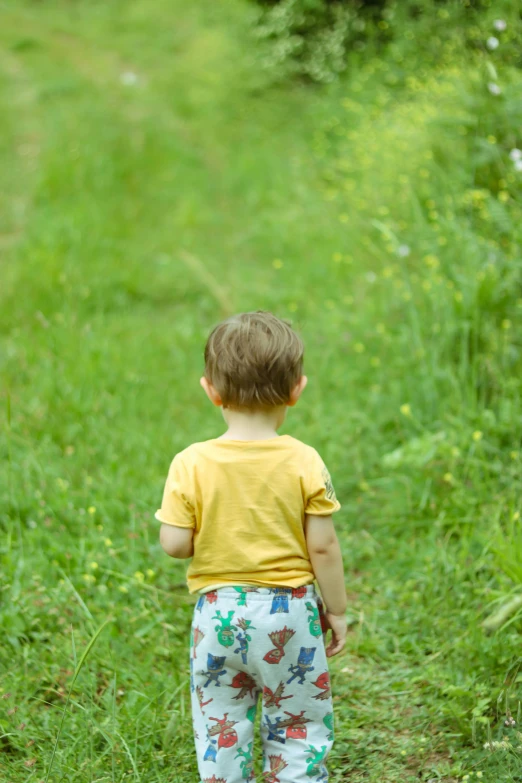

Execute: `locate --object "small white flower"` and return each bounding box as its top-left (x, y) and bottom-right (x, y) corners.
top-left (120, 71), bottom-right (138, 86)
top-left (509, 148), bottom-right (522, 161)
top-left (397, 244), bottom-right (410, 257)
top-left (487, 36), bottom-right (499, 50)
top-left (487, 82), bottom-right (501, 95)
top-left (514, 160), bottom-right (522, 172)
top-left (493, 19), bottom-right (507, 32)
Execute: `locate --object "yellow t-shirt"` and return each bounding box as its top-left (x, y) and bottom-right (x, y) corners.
top-left (155, 435), bottom-right (340, 594)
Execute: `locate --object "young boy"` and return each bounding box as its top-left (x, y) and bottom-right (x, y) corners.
top-left (156, 311), bottom-right (347, 783)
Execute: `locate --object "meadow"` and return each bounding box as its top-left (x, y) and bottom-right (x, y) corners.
top-left (1, 0), bottom-right (522, 781)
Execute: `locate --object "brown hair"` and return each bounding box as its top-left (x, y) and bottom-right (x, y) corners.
top-left (204, 311), bottom-right (304, 410)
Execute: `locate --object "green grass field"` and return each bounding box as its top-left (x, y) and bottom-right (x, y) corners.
top-left (1, 0), bottom-right (522, 781)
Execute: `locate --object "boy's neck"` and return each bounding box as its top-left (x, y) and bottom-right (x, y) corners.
top-left (219, 406), bottom-right (286, 441)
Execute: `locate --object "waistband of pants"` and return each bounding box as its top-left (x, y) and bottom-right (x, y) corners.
top-left (205, 584), bottom-right (318, 601)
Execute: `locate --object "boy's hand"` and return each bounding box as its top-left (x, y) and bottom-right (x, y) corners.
top-left (324, 612), bottom-right (347, 657)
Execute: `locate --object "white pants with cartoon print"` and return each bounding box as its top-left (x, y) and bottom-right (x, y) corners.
top-left (189, 585), bottom-right (334, 783)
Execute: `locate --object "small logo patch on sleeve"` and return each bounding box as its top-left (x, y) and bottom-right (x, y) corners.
top-left (321, 466), bottom-right (337, 502)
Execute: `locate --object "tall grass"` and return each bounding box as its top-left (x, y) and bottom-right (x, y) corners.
top-left (1, 0), bottom-right (521, 781)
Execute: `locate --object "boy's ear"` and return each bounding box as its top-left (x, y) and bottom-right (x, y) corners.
top-left (200, 377), bottom-right (223, 407)
top-left (288, 375), bottom-right (308, 407)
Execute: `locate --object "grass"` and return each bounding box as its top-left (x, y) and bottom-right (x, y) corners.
top-left (1, 0), bottom-right (522, 781)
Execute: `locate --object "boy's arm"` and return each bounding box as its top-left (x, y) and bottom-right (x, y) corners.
top-left (159, 523), bottom-right (194, 559)
top-left (305, 513), bottom-right (347, 656)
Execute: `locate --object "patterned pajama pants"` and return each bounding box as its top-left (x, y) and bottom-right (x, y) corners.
top-left (189, 585), bottom-right (334, 783)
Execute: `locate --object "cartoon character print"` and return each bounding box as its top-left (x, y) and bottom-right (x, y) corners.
top-left (196, 595), bottom-right (206, 613)
top-left (235, 742), bottom-right (254, 781)
top-left (323, 712), bottom-right (334, 741)
top-left (317, 597), bottom-right (328, 634)
top-left (270, 588), bottom-right (290, 614)
top-left (206, 591), bottom-right (218, 604)
top-left (291, 586), bottom-right (307, 600)
top-left (202, 653), bottom-right (227, 688)
top-left (192, 626), bottom-right (205, 657)
top-left (312, 672), bottom-right (331, 701)
top-left (203, 777), bottom-right (228, 783)
top-left (262, 753), bottom-right (288, 783)
top-left (204, 727), bottom-right (218, 763)
top-left (287, 647), bottom-right (316, 685)
top-left (305, 744), bottom-right (328, 778)
top-left (305, 602), bottom-right (322, 638)
top-left (233, 587), bottom-right (259, 606)
top-left (246, 703), bottom-right (257, 723)
top-left (208, 713), bottom-right (239, 749)
top-left (279, 710), bottom-right (311, 740)
top-left (230, 672), bottom-right (257, 700)
top-left (196, 685), bottom-right (213, 715)
top-left (263, 715), bottom-right (285, 744)
top-left (263, 681), bottom-right (293, 709)
top-left (213, 610), bottom-right (237, 648)
top-left (263, 627), bottom-right (296, 664)
top-left (234, 617), bottom-right (255, 664)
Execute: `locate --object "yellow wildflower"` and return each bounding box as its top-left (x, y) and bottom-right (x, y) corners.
top-left (423, 254), bottom-right (440, 269)
top-left (400, 403), bottom-right (411, 417)
top-left (88, 506), bottom-right (96, 515)
top-left (272, 259), bottom-right (283, 270)
top-left (472, 431), bottom-right (483, 442)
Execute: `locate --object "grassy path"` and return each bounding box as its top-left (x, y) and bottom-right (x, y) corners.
top-left (1, 1), bottom-right (521, 781)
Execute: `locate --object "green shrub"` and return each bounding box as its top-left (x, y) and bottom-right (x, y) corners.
top-left (252, 0), bottom-right (383, 83)
top-left (251, 0), bottom-right (520, 84)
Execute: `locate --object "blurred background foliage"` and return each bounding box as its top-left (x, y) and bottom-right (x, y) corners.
top-left (1, 0), bottom-right (522, 781)
top-left (251, 0), bottom-right (522, 83)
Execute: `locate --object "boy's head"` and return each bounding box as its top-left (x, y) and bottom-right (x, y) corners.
top-left (201, 311), bottom-right (306, 411)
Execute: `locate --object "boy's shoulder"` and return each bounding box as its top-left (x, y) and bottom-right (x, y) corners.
top-left (169, 440), bottom-right (214, 465)
top-left (281, 436), bottom-right (321, 459)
